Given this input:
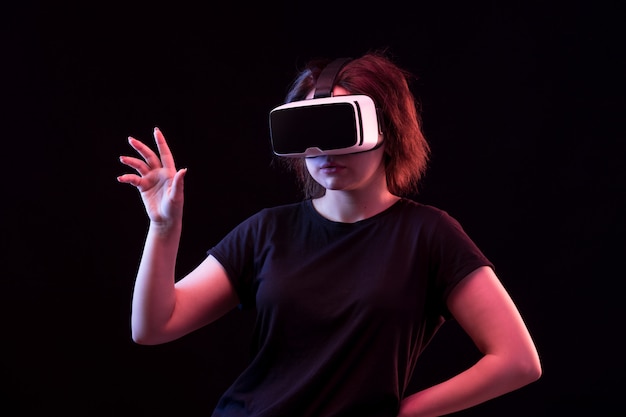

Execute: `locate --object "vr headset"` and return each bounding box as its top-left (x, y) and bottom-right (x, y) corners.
top-left (269, 57), bottom-right (384, 157)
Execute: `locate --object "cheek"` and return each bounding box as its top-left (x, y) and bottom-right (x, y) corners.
top-left (304, 158), bottom-right (315, 173)
top-left (304, 159), bottom-right (320, 180)
top-left (347, 151), bottom-right (384, 172)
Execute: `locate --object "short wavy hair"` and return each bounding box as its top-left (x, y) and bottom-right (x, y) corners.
top-left (274, 50), bottom-right (430, 199)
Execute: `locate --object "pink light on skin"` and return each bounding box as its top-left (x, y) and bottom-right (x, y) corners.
top-left (319, 159), bottom-right (347, 175)
top-left (303, 86), bottom-right (387, 195)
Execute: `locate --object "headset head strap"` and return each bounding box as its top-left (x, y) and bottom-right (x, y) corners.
top-left (313, 57), bottom-right (353, 98)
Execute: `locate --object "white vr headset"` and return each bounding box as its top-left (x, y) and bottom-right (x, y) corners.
top-left (269, 58), bottom-right (384, 157)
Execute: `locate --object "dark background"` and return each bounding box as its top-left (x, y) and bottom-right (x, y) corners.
top-left (2, 1), bottom-right (624, 415)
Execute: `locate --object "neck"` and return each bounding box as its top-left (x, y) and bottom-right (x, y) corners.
top-left (312, 188), bottom-right (400, 223)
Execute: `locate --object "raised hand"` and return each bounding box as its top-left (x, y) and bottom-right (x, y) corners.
top-left (117, 127), bottom-right (187, 226)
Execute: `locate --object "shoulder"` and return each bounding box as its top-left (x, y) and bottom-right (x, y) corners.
top-left (253, 200), bottom-right (309, 220)
top-left (396, 198), bottom-right (445, 216)
top-left (211, 201), bottom-right (309, 252)
top-left (389, 199), bottom-right (477, 245)
top-left (236, 200), bottom-right (310, 231)
top-left (392, 198), bottom-right (451, 225)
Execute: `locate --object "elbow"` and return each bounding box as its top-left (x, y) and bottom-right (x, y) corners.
top-left (520, 359), bottom-right (542, 385)
top-left (131, 328), bottom-right (168, 345)
top-left (528, 356), bottom-right (543, 382)
top-left (131, 315), bottom-right (167, 346)
top-left (131, 327), bottom-right (157, 345)
top-left (513, 349), bottom-right (543, 386)
top-left (131, 331), bottom-right (153, 346)
top-left (131, 315), bottom-right (149, 345)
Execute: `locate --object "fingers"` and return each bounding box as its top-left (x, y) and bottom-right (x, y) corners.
top-left (127, 136), bottom-right (162, 169)
top-left (117, 127), bottom-right (180, 187)
top-left (124, 127), bottom-right (175, 169)
top-left (153, 127), bottom-right (177, 170)
top-left (116, 172), bottom-right (141, 186)
top-left (119, 155), bottom-right (150, 177)
top-left (117, 152), bottom-right (145, 186)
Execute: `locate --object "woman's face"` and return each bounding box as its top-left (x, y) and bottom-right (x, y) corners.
top-left (304, 87), bottom-right (386, 193)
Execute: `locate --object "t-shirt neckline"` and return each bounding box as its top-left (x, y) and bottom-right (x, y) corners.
top-left (303, 198), bottom-right (406, 227)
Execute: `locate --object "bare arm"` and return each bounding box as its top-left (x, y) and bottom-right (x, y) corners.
top-left (118, 128), bottom-right (239, 345)
top-left (398, 266), bottom-right (542, 417)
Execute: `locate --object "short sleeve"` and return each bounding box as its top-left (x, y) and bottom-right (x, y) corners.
top-left (429, 211), bottom-right (494, 318)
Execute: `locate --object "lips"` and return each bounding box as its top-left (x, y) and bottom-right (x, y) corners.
top-left (308, 156), bottom-right (346, 174)
top-left (317, 156), bottom-right (342, 168)
top-left (321, 162), bottom-right (341, 169)
top-left (319, 161), bottom-right (346, 174)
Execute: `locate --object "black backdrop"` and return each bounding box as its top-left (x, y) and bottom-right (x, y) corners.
top-left (3, 1), bottom-right (624, 416)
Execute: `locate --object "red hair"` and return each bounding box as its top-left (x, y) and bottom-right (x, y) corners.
top-left (275, 50), bottom-right (430, 199)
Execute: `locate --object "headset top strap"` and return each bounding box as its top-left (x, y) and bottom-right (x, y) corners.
top-left (313, 57), bottom-right (353, 98)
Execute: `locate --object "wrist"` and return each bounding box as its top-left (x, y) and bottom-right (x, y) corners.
top-left (148, 219), bottom-right (182, 238)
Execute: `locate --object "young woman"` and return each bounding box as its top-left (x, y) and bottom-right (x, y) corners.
top-left (118, 51), bottom-right (541, 417)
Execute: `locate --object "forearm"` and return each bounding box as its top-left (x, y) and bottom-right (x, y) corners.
top-left (131, 220), bottom-right (182, 344)
top-left (398, 353), bottom-right (540, 417)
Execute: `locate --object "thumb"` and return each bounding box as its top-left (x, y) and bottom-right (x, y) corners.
top-left (170, 168), bottom-right (187, 202)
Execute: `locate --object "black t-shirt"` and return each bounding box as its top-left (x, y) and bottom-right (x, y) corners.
top-left (208, 198), bottom-right (493, 417)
